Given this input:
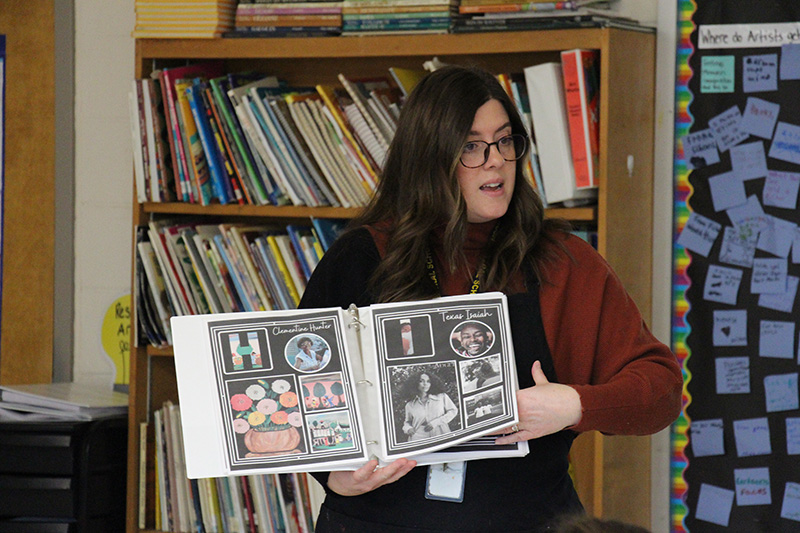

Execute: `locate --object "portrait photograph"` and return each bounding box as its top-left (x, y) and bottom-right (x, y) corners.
top-left (459, 354), bottom-right (503, 393)
top-left (451, 320), bottom-right (495, 358)
top-left (285, 333), bottom-right (331, 373)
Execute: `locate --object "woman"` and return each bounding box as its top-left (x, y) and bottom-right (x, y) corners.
top-left (401, 371), bottom-right (458, 441)
top-left (299, 65), bottom-right (682, 531)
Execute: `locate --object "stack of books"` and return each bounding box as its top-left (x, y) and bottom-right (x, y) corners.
top-left (132, 0), bottom-right (237, 38)
top-left (135, 218), bottom-right (347, 347)
top-left (341, 0), bottom-right (456, 35)
top-left (0, 382), bottom-right (128, 421)
top-left (228, 1), bottom-right (343, 38)
top-left (451, 0), bottom-right (628, 33)
top-left (129, 62), bottom-right (408, 208)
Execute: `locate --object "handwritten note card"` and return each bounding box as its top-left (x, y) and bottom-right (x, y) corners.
top-left (780, 43), bottom-right (800, 80)
top-left (677, 212), bottom-right (722, 257)
top-left (764, 373), bottom-right (799, 413)
top-left (759, 321), bottom-right (795, 358)
top-left (709, 171), bottom-right (747, 211)
top-left (709, 106), bottom-right (749, 151)
top-left (683, 128), bottom-right (721, 169)
top-left (727, 195), bottom-right (768, 230)
top-left (781, 482), bottom-right (800, 523)
top-left (716, 356), bottom-right (750, 394)
top-left (695, 483), bottom-right (734, 527)
top-left (786, 418), bottom-right (800, 455)
top-left (794, 228), bottom-right (800, 264)
top-left (719, 225), bottom-right (758, 268)
top-left (735, 467), bottom-right (771, 506)
top-left (730, 141), bottom-right (768, 181)
top-left (743, 54), bottom-right (778, 93)
top-left (769, 121), bottom-right (800, 166)
top-left (690, 419), bottom-right (725, 457)
top-left (713, 310), bottom-right (748, 347)
top-left (758, 275), bottom-right (799, 313)
top-left (733, 417), bottom-right (771, 457)
top-left (740, 97), bottom-right (780, 139)
top-left (704, 264), bottom-right (743, 305)
top-left (757, 215), bottom-right (797, 258)
top-left (701, 55), bottom-right (735, 93)
top-left (751, 257), bottom-right (788, 294)
top-left (763, 169), bottom-right (800, 209)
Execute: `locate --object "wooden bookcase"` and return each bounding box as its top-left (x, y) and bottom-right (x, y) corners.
top-left (128, 27), bottom-right (656, 532)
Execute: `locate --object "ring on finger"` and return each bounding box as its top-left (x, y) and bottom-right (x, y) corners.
top-left (511, 424), bottom-right (520, 433)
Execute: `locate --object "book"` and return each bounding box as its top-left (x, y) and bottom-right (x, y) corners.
top-left (310, 217), bottom-right (347, 252)
top-left (388, 66), bottom-right (428, 97)
top-left (171, 292), bottom-right (527, 478)
top-left (560, 48), bottom-right (599, 190)
top-left (0, 382), bottom-right (129, 420)
top-left (524, 62), bottom-right (597, 205)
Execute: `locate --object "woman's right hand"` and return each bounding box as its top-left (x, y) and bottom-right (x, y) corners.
top-left (327, 458), bottom-right (417, 496)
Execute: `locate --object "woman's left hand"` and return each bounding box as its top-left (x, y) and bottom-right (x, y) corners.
top-left (495, 360), bottom-right (582, 444)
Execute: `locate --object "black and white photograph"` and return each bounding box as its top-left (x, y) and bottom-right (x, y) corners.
top-left (450, 320), bottom-right (495, 358)
top-left (464, 386), bottom-right (506, 427)
top-left (460, 354), bottom-right (503, 393)
top-left (387, 362), bottom-right (462, 446)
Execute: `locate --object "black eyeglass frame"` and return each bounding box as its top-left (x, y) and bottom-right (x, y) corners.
top-left (458, 134), bottom-right (528, 169)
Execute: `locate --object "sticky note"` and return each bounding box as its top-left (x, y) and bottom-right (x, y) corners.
top-left (740, 97), bottom-right (779, 139)
top-left (733, 417), bottom-right (771, 457)
top-left (735, 467), bottom-right (771, 506)
top-left (770, 121), bottom-right (800, 166)
top-left (713, 310), bottom-right (747, 347)
top-left (781, 482), bottom-right (800, 522)
top-left (743, 53), bottom-right (778, 93)
top-left (751, 257), bottom-right (788, 294)
top-left (757, 215), bottom-right (797, 258)
top-left (780, 43), bottom-right (800, 80)
top-left (758, 275), bottom-right (799, 313)
top-left (730, 141), bottom-right (768, 181)
top-left (709, 171), bottom-right (747, 211)
top-left (727, 195), bottom-right (768, 231)
top-left (701, 55), bottom-right (735, 93)
top-left (759, 321), bottom-right (795, 359)
top-left (709, 106), bottom-right (748, 151)
top-left (677, 212), bottom-right (722, 257)
top-left (704, 264), bottom-right (742, 305)
top-left (786, 418), bottom-right (800, 455)
top-left (683, 128), bottom-right (721, 169)
top-left (695, 483), bottom-right (734, 526)
top-left (719, 225), bottom-right (758, 268)
top-left (716, 356), bottom-right (750, 394)
top-left (764, 373), bottom-right (799, 412)
top-left (690, 419), bottom-right (725, 457)
top-left (763, 169), bottom-right (800, 209)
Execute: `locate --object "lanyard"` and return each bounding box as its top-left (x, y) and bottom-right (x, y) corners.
top-left (425, 226), bottom-right (497, 296)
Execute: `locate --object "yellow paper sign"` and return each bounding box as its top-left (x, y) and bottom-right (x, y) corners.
top-left (102, 294), bottom-right (131, 386)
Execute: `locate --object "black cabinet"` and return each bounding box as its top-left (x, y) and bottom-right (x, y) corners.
top-left (0, 417), bottom-right (127, 532)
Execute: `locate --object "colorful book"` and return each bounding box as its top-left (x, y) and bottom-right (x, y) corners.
top-left (186, 80), bottom-right (233, 204)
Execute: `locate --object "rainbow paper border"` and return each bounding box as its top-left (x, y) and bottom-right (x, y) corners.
top-left (670, 1), bottom-right (697, 531)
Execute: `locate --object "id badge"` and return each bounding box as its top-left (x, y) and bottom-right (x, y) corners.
top-left (425, 461), bottom-right (467, 503)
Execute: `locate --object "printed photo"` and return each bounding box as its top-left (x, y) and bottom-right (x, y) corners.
top-left (383, 315), bottom-right (435, 360)
top-left (300, 372), bottom-right (347, 412)
top-left (218, 329), bottom-right (271, 373)
top-left (464, 387), bottom-right (505, 427)
top-left (286, 333), bottom-right (331, 373)
top-left (460, 354), bottom-right (503, 393)
top-left (451, 321), bottom-right (495, 358)
top-left (306, 410), bottom-right (356, 453)
top-left (227, 376), bottom-right (305, 459)
top-left (388, 362), bottom-right (462, 444)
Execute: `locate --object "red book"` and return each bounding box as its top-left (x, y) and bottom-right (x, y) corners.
top-left (560, 49), bottom-right (599, 189)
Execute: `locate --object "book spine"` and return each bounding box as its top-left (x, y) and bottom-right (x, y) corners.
top-left (159, 71), bottom-right (192, 202)
top-left (267, 235), bottom-right (301, 306)
top-left (560, 49), bottom-right (595, 190)
top-left (187, 82), bottom-right (232, 204)
top-left (206, 86), bottom-right (252, 204)
top-left (175, 80), bottom-right (214, 205)
top-left (128, 84), bottom-right (149, 203)
top-left (202, 85), bottom-right (246, 204)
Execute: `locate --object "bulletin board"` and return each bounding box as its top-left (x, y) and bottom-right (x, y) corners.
top-left (673, 1), bottom-right (800, 531)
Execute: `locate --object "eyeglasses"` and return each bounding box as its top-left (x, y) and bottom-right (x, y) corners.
top-left (459, 134), bottom-right (528, 168)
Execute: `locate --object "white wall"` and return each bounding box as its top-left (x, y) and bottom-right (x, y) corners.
top-left (73, 0), bottom-right (135, 386)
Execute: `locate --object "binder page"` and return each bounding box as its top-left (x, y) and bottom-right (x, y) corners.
top-left (360, 292), bottom-right (523, 463)
top-left (171, 307), bottom-right (370, 478)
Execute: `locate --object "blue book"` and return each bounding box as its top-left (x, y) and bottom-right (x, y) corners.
top-left (310, 217), bottom-right (347, 252)
top-left (213, 234), bottom-right (256, 311)
top-left (186, 81), bottom-right (231, 204)
top-left (286, 225), bottom-right (314, 281)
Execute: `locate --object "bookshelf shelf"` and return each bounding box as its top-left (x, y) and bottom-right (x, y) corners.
top-left (128, 27), bottom-right (656, 532)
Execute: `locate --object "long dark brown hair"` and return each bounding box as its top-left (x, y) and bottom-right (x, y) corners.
top-left (351, 64), bottom-right (569, 302)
